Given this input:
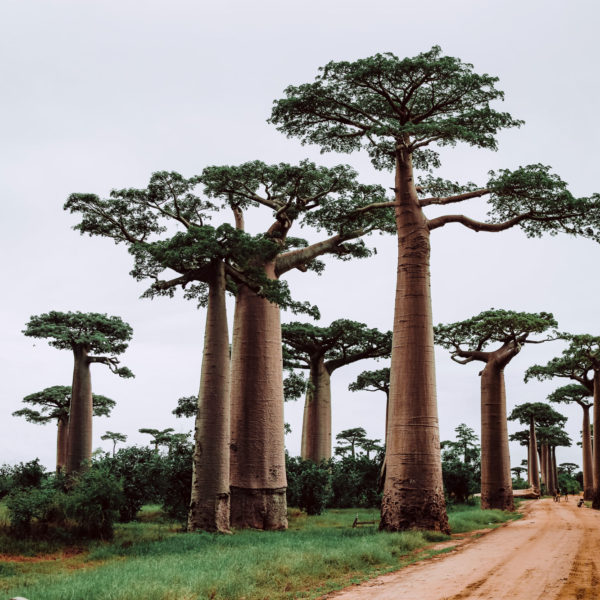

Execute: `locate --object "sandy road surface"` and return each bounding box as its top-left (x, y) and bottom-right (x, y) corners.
top-left (325, 498), bottom-right (600, 600)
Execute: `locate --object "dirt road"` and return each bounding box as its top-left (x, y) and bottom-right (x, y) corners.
top-left (326, 498), bottom-right (600, 600)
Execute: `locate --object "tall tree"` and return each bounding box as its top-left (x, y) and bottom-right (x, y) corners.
top-left (13, 385), bottom-right (115, 472)
top-left (282, 320), bottom-right (391, 462)
top-left (349, 368), bottom-right (390, 443)
top-left (101, 431), bottom-right (127, 457)
top-left (334, 428), bottom-right (367, 458)
top-left (526, 334), bottom-right (600, 507)
top-left (23, 312), bottom-right (133, 475)
top-left (508, 402), bottom-right (566, 495)
top-left (509, 430), bottom-right (534, 487)
top-left (511, 466), bottom-right (527, 480)
top-left (65, 172), bottom-right (319, 532)
top-left (201, 161), bottom-right (391, 529)
top-left (270, 47), bottom-right (600, 531)
top-left (536, 425), bottom-right (571, 494)
top-left (139, 427), bottom-right (175, 451)
top-left (547, 384), bottom-right (593, 500)
top-left (435, 309), bottom-right (557, 509)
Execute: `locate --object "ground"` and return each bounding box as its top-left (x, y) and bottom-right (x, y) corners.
top-left (324, 497), bottom-right (600, 600)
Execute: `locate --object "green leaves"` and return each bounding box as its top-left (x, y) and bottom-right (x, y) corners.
top-left (508, 402), bottom-right (567, 427)
top-left (270, 46), bottom-right (522, 171)
top-left (434, 309), bottom-right (557, 352)
top-left (23, 311), bottom-right (133, 354)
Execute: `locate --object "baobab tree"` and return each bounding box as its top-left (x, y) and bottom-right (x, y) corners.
top-left (511, 466), bottom-right (527, 481)
top-left (270, 46), bottom-right (600, 531)
top-left (508, 402), bottom-right (565, 495)
top-left (509, 430), bottom-right (534, 488)
top-left (349, 368), bottom-right (390, 443)
top-left (537, 425), bottom-right (571, 495)
top-left (281, 319), bottom-right (391, 462)
top-left (334, 428), bottom-right (368, 458)
top-left (65, 168), bottom-right (386, 531)
top-left (547, 384), bottom-right (593, 500)
top-left (200, 161), bottom-right (391, 529)
top-left (101, 431), bottom-right (127, 457)
top-left (22, 312), bottom-right (133, 475)
top-left (13, 385), bottom-right (115, 472)
top-left (434, 309), bottom-right (557, 509)
top-left (526, 334), bottom-right (600, 507)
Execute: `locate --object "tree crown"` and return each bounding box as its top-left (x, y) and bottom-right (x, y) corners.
top-left (547, 383), bottom-right (592, 408)
top-left (348, 367), bottom-right (390, 396)
top-left (508, 402), bottom-right (567, 427)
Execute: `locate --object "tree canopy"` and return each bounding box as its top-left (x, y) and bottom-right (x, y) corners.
top-left (547, 384), bottom-right (593, 409)
top-left (508, 402), bottom-right (567, 428)
top-left (172, 396), bottom-right (197, 419)
top-left (348, 368), bottom-right (390, 397)
top-left (12, 386), bottom-right (115, 424)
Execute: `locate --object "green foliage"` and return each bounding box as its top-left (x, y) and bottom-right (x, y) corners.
top-left (508, 402), bottom-right (567, 428)
top-left (0, 459), bottom-right (47, 497)
top-left (285, 457), bottom-right (332, 515)
top-left (23, 311), bottom-right (133, 355)
top-left (557, 472), bottom-right (581, 495)
top-left (5, 482), bottom-right (62, 536)
top-left (441, 424), bottom-right (481, 503)
top-left (270, 46), bottom-right (521, 171)
top-left (547, 383), bottom-right (593, 407)
top-left (434, 309), bottom-right (557, 353)
top-left (348, 367), bottom-right (390, 396)
top-left (283, 370), bottom-right (307, 401)
top-left (172, 395), bottom-right (197, 418)
top-left (329, 455), bottom-right (382, 508)
top-left (159, 438), bottom-right (193, 523)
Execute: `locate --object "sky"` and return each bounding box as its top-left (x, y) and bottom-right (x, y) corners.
top-left (1, 0), bottom-right (599, 475)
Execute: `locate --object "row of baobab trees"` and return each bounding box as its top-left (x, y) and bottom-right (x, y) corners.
top-left (19, 46), bottom-right (600, 533)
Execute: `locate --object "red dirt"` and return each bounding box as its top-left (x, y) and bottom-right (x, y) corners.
top-left (323, 498), bottom-right (600, 600)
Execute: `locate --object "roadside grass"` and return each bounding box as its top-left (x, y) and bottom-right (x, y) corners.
top-left (1, 503), bottom-right (520, 600)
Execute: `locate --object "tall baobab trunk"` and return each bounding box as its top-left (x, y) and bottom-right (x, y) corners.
top-left (480, 360), bottom-right (514, 510)
top-left (300, 358), bottom-right (331, 462)
top-left (551, 446), bottom-right (558, 493)
top-left (592, 370), bottom-right (600, 509)
top-left (381, 152), bottom-right (448, 533)
top-left (582, 405), bottom-right (593, 500)
top-left (56, 416), bottom-right (68, 473)
top-left (541, 444), bottom-right (549, 493)
top-left (528, 416), bottom-right (540, 493)
top-left (188, 263), bottom-right (231, 533)
top-left (66, 346), bottom-right (92, 475)
top-left (229, 261), bottom-right (287, 530)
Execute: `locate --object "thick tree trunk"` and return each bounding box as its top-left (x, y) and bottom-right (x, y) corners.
top-left (300, 358), bottom-right (331, 462)
top-left (541, 444), bottom-right (549, 494)
top-left (56, 416), bottom-right (68, 473)
top-left (380, 152), bottom-right (448, 533)
top-left (480, 360), bottom-right (514, 510)
top-left (188, 263), bottom-right (231, 533)
top-left (229, 261), bottom-right (287, 530)
top-left (551, 446), bottom-right (558, 494)
top-left (582, 405), bottom-right (593, 500)
top-left (529, 416), bottom-right (540, 493)
top-left (66, 346), bottom-right (93, 475)
top-left (592, 370), bottom-right (600, 509)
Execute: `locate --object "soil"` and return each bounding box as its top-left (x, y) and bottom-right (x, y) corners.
top-left (324, 497), bottom-right (600, 600)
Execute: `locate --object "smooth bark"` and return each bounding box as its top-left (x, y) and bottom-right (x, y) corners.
top-left (188, 262), bottom-right (231, 533)
top-left (56, 416), bottom-right (68, 473)
top-left (381, 152), bottom-right (448, 533)
top-left (529, 416), bottom-right (540, 493)
top-left (592, 370), bottom-right (600, 509)
top-left (66, 346), bottom-right (93, 475)
top-left (582, 405), bottom-right (593, 500)
top-left (300, 358), bottom-right (331, 462)
top-left (229, 261), bottom-right (287, 530)
top-left (480, 360), bottom-right (514, 510)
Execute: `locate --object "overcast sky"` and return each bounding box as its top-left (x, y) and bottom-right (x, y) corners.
top-left (1, 0), bottom-right (599, 475)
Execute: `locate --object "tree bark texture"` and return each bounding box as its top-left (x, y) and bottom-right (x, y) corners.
top-left (480, 361), bottom-right (514, 510)
top-left (300, 358), bottom-right (331, 462)
top-left (188, 263), bottom-right (231, 533)
top-left (592, 370), bottom-right (600, 509)
top-left (582, 405), bottom-right (593, 500)
top-left (66, 346), bottom-right (93, 475)
top-left (229, 261), bottom-right (288, 530)
top-left (529, 416), bottom-right (540, 493)
top-left (380, 153), bottom-right (448, 533)
top-left (541, 444), bottom-right (549, 493)
top-left (56, 416), bottom-right (68, 473)
top-left (551, 446), bottom-right (558, 494)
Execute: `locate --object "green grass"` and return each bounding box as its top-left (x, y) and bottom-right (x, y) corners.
top-left (1, 503), bottom-right (520, 600)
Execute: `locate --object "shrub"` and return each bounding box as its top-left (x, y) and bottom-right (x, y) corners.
top-left (159, 439), bottom-right (193, 523)
top-left (5, 483), bottom-right (62, 536)
top-left (286, 457), bottom-right (332, 515)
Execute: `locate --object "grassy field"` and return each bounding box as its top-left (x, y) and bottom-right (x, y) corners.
top-left (0, 502), bottom-right (521, 600)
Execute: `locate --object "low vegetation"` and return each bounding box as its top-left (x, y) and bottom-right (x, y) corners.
top-left (1, 502), bottom-right (520, 600)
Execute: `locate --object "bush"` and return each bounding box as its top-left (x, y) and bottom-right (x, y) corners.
top-left (159, 440), bottom-right (193, 523)
top-left (330, 456), bottom-right (382, 508)
top-left (286, 456), bottom-right (332, 515)
top-left (5, 482), bottom-right (63, 536)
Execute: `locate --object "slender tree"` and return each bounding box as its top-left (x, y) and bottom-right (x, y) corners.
top-left (509, 430), bottom-right (533, 487)
top-left (65, 172), bottom-right (321, 532)
top-left (526, 334), bottom-right (600, 507)
top-left (536, 425), bottom-right (571, 494)
top-left (201, 161), bottom-right (391, 529)
top-left (23, 312), bottom-right (133, 475)
top-left (547, 384), bottom-right (593, 500)
top-left (559, 462), bottom-right (579, 477)
top-left (282, 320), bottom-right (391, 462)
top-left (13, 386), bottom-right (115, 472)
top-left (511, 466), bottom-right (527, 480)
top-left (139, 428), bottom-right (175, 451)
top-left (101, 431), bottom-right (127, 457)
top-left (435, 309), bottom-right (557, 509)
top-left (508, 403), bottom-right (566, 495)
top-left (334, 428), bottom-right (367, 458)
top-left (349, 368), bottom-right (390, 443)
top-left (270, 46), bottom-right (600, 531)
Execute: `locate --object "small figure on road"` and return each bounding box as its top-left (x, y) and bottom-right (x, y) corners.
top-left (577, 497), bottom-right (585, 507)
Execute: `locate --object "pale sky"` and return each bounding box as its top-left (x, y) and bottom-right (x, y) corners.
top-left (1, 0), bottom-right (599, 474)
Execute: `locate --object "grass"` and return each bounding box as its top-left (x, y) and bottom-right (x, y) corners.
top-left (0, 502), bottom-right (520, 600)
